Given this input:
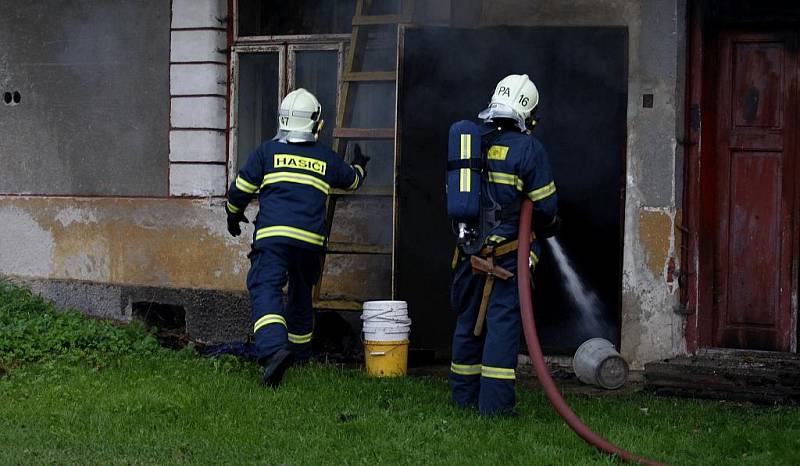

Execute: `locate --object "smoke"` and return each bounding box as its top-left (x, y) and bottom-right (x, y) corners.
top-left (545, 237), bottom-right (611, 338)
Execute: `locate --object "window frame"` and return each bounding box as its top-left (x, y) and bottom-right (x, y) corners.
top-left (227, 44), bottom-right (286, 187)
top-left (228, 37), bottom-right (348, 187)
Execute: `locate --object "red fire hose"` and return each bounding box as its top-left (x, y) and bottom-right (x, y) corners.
top-left (516, 199), bottom-right (665, 466)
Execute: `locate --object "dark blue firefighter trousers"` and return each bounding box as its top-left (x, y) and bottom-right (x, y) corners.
top-left (247, 243), bottom-right (321, 364)
top-left (450, 252), bottom-right (522, 415)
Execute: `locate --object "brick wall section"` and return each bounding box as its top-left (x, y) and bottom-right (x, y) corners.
top-left (169, 0), bottom-right (228, 196)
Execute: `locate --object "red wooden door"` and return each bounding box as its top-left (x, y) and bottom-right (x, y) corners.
top-left (712, 30), bottom-right (799, 351)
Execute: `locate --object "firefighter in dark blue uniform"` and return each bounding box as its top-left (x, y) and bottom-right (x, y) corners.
top-left (450, 75), bottom-right (560, 415)
top-left (225, 89), bottom-right (369, 387)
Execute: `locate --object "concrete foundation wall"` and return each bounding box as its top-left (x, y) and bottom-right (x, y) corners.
top-left (0, 196), bottom-right (390, 340)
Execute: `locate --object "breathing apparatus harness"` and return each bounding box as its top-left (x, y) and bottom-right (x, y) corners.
top-left (447, 120), bottom-right (528, 336)
top-left (447, 120), bottom-right (523, 256)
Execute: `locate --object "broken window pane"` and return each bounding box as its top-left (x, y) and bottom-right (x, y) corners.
top-left (238, 0), bottom-right (356, 36)
top-left (237, 52), bottom-right (280, 170)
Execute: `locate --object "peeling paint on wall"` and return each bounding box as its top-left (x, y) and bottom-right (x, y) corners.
top-left (0, 205), bottom-right (55, 277)
top-left (622, 204), bottom-right (684, 368)
top-left (639, 209), bottom-right (672, 277)
top-left (0, 196), bottom-right (397, 301)
top-left (0, 197), bottom-right (251, 291)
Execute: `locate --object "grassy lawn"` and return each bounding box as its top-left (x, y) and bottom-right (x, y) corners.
top-left (2, 283), bottom-right (800, 465)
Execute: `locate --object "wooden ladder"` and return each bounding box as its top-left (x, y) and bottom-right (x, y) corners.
top-left (313, 0), bottom-right (415, 311)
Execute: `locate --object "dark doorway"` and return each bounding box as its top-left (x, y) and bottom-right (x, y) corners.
top-left (396, 26), bottom-right (628, 355)
top-left (685, 1), bottom-right (800, 353)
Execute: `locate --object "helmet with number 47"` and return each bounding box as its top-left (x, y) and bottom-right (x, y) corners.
top-left (274, 88), bottom-right (324, 143)
top-left (477, 74), bottom-right (540, 132)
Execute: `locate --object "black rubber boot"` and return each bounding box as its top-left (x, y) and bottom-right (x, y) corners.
top-left (261, 349), bottom-right (295, 388)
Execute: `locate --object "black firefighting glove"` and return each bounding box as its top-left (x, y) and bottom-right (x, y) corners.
top-left (352, 144), bottom-right (370, 171)
top-left (227, 212), bottom-right (249, 237)
top-left (534, 214), bottom-right (561, 239)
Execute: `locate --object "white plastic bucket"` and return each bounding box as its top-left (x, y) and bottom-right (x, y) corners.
top-left (362, 300), bottom-right (411, 342)
top-left (573, 338), bottom-right (629, 390)
top-left (362, 300), bottom-right (408, 310)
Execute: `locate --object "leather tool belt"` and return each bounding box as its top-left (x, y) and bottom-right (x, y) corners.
top-left (468, 239), bottom-right (519, 337)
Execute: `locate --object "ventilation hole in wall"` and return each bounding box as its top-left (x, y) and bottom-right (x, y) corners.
top-left (642, 93), bottom-right (654, 108)
top-left (12, 91), bottom-right (20, 104)
top-left (2, 92), bottom-right (11, 105)
top-left (132, 301), bottom-right (187, 349)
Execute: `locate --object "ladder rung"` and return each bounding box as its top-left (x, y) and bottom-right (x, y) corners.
top-left (313, 299), bottom-right (363, 311)
top-left (351, 14), bottom-right (404, 26)
top-left (343, 71), bottom-right (397, 82)
top-left (333, 128), bottom-right (394, 139)
top-left (330, 186), bottom-right (393, 196)
top-left (327, 242), bottom-right (391, 255)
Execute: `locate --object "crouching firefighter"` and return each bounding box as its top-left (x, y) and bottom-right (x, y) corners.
top-left (225, 88), bottom-right (369, 388)
top-left (447, 74), bottom-right (560, 415)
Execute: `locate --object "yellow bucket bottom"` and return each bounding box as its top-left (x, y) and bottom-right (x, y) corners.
top-left (364, 339), bottom-right (409, 378)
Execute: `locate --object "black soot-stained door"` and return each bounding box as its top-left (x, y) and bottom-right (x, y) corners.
top-left (396, 26), bottom-right (628, 355)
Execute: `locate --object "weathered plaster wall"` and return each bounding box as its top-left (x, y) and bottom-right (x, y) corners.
top-left (0, 195), bottom-right (389, 337)
top-left (0, 197), bottom-right (249, 290)
top-left (169, 0), bottom-right (229, 196)
top-left (0, 0), bottom-right (170, 196)
top-left (480, 0), bottom-right (687, 367)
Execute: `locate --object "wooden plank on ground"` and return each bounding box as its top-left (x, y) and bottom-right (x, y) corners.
top-left (645, 352), bottom-right (800, 404)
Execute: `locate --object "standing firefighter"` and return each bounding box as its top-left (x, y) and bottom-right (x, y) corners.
top-left (448, 74), bottom-right (560, 415)
top-left (225, 88), bottom-right (369, 388)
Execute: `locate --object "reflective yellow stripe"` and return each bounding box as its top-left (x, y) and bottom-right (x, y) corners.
top-left (254, 314), bottom-right (287, 333)
top-left (487, 235), bottom-right (507, 244)
top-left (255, 226), bottom-right (325, 246)
top-left (236, 175), bottom-right (259, 194)
top-left (487, 145), bottom-right (509, 160)
top-left (262, 172), bottom-right (330, 195)
top-left (451, 362), bottom-right (481, 376)
top-left (226, 202), bottom-right (241, 214)
top-left (487, 172), bottom-right (523, 191)
top-left (288, 331), bottom-right (313, 344)
top-left (530, 250), bottom-right (539, 267)
top-left (481, 365), bottom-right (516, 380)
top-left (527, 181), bottom-right (556, 202)
top-left (347, 165), bottom-right (364, 191)
top-left (459, 133), bottom-right (471, 192)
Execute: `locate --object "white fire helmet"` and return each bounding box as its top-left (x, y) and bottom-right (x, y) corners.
top-left (274, 88), bottom-right (323, 143)
top-left (477, 74), bottom-right (539, 132)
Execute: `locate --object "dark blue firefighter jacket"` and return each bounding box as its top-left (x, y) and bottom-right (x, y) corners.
top-left (225, 139), bottom-right (365, 251)
top-left (481, 123), bottom-right (558, 245)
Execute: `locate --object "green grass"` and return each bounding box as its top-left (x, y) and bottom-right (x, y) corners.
top-left (2, 283), bottom-right (800, 465)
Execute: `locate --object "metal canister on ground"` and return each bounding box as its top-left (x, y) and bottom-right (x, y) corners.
top-left (573, 338), bottom-right (629, 389)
